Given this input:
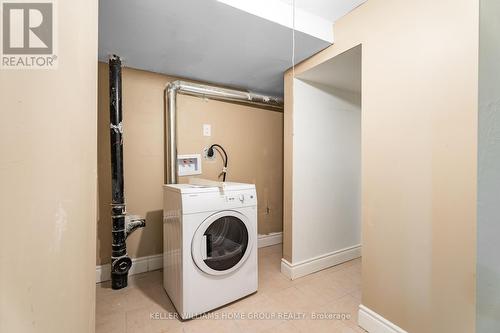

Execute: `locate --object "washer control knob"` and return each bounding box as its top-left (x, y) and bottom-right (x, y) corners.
top-left (239, 194), bottom-right (245, 202)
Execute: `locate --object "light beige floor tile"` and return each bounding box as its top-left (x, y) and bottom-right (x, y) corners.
top-left (126, 304), bottom-right (185, 333)
top-left (259, 244), bottom-right (282, 256)
top-left (231, 296), bottom-right (286, 332)
top-left (259, 257), bottom-right (281, 272)
top-left (294, 274), bottom-right (351, 306)
top-left (125, 306), bottom-right (156, 333)
top-left (95, 312), bottom-right (126, 333)
top-left (322, 294), bottom-right (361, 330)
top-left (95, 245), bottom-right (362, 333)
top-left (339, 321), bottom-right (368, 333)
top-left (258, 270), bottom-right (295, 293)
top-left (227, 289), bottom-right (271, 309)
top-left (328, 269), bottom-right (361, 294)
top-left (263, 320), bottom-right (303, 333)
top-left (350, 289), bottom-right (362, 301)
top-left (291, 316), bottom-right (354, 333)
top-left (266, 285), bottom-right (322, 314)
top-left (182, 317), bottom-right (240, 333)
top-left (225, 288), bottom-right (288, 332)
top-left (334, 321), bottom-right (366, 333)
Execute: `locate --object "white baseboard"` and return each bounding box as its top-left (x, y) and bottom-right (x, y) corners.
top-left (95, 262), bottom-right (111, 283)
top-left (95, 253), bottom-right (163, 283)
top-left (96, 232), bottom-right (283, 283)
top-left (358, 305), bottom-right (408, 333)
top-left (258, 232), bottom-right (283, 248)
top-left (280, 244), bottom-right (361, 280)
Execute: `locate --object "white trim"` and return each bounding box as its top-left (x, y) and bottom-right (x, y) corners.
top-left (95, 262), bottom-right (111, 284)
top-left (95, 254), bottom-right (163, 283)
top-left (258, 232), bottom-right (283, 248)
top-left (358, 305), bottom-right (409, 333)
top-left (280, 245), bottom-right (361, 280)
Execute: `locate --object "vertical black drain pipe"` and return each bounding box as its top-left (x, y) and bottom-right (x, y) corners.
top-left (109, 55), bottom-right (132, 290)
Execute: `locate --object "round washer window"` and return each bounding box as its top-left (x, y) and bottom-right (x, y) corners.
top-left (203, 215), bottom-right (249, 271)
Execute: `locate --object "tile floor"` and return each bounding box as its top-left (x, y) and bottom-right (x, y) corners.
top-left (96, 245), bottom-right (365, 333)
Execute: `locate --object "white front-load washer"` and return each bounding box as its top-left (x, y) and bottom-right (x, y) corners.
top-left (163, 182), bottom-right (258, 319)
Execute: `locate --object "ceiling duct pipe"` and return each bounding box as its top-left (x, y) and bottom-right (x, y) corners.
top-left (164, 80), bottom-right (284, 184)
top-left (108, 55), bottom-right (146, 290)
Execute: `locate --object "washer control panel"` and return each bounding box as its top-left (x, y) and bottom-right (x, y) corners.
top-left (175, 186), bottom-right (257, 214)
top-left (225, 192), bottom-right (256, 205)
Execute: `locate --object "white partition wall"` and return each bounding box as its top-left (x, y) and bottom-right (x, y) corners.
top-left (282, 47), bottom-right (362, 278)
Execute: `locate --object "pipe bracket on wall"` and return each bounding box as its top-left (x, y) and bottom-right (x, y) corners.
top-left (109, 54), bottom-right (146, 290)
top-left (164, 80), bottom-right (284, 184)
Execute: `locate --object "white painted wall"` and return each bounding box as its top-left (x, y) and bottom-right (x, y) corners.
top-left (292, 79), bottom-right (361, 263)
top-left (477, 0), bottom-right (500, 331)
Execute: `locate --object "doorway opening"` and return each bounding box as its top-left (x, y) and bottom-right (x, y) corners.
top-left (284, 44), bottom-right (362, 291)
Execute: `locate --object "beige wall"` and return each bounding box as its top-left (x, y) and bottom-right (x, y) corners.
top-left (0, 1), bottom-right (98, 332)
top-left (97, 63), bottom-right (283, 265)
top-left (284, 0), bottom-right (478, 332)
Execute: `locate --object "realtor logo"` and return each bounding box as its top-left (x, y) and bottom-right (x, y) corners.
top-left (1, 0), bottom-right (57, 69)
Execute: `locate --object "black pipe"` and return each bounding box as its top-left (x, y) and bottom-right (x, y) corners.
top-left (108, 55), bottom-right (145, 290)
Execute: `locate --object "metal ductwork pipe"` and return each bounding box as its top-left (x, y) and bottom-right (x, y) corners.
top-left (108, 55), bottom-right (146, 290)
top-left (164, 81), bottom-right (284, 184)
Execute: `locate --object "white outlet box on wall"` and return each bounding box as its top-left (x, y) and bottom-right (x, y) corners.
top-left (178, 154), bottom-right (202, 176)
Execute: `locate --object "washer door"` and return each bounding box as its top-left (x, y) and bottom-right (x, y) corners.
top-left (192, 210), bottom-right (255, 276)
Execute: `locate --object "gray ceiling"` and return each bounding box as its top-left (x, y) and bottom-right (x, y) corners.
top-left (98, 0), bottom-right (331, 96)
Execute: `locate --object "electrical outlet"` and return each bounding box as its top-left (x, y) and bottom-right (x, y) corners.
top-left (202, 147), bottom-right (216, 160)
top-left (203, 124), bottom-right (211, 137)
